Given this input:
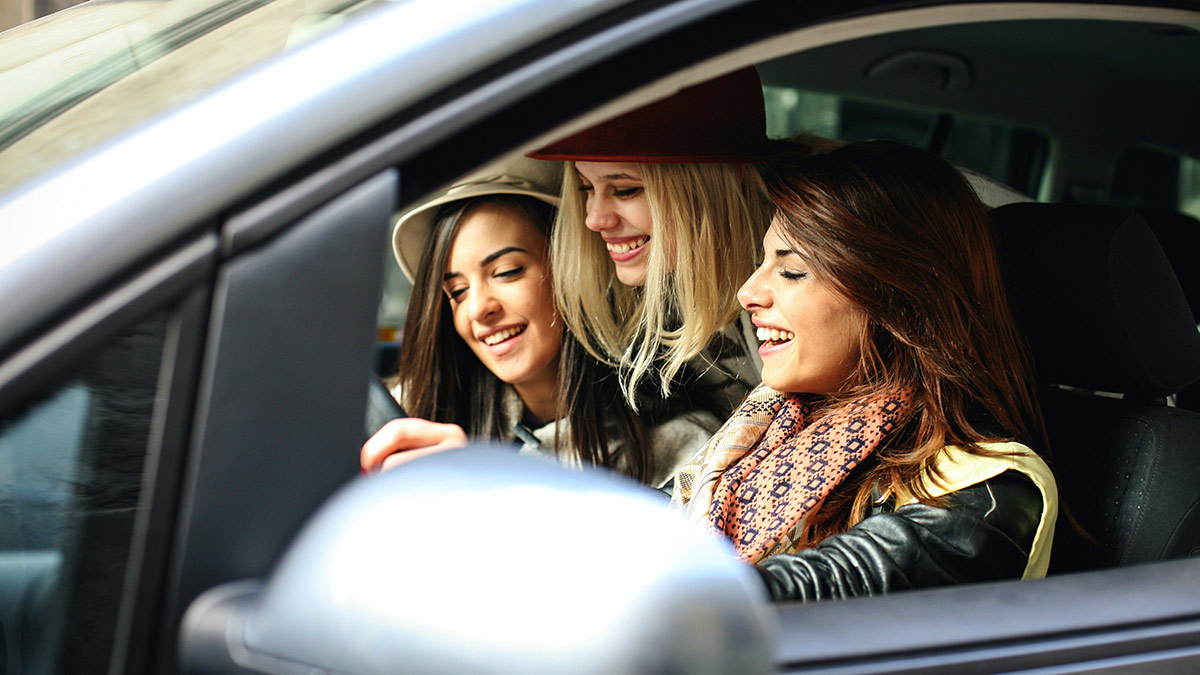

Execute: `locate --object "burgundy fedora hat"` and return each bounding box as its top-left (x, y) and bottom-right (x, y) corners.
top-left (528, 67), bottom-right (805, 164)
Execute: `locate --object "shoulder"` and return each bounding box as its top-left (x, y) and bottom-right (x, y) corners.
top-left (920, 441), bottom-right (1058, 579)
top-left (958, 166), bottom-right (1035, 207)
top-left (924, 442), bottom-right (1056, 500)
top-left (678, 316), bottom-right (763, 419)
top-left (644, 407), bottom-right (723, 488)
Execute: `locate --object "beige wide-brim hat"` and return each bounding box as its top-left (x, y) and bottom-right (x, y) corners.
top-left (391, 157), bottom-right (563, 281)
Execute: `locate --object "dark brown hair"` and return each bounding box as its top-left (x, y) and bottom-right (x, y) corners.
top-left (759, 140), bottom-right (1048, 540)
top-left (394, 195), bottom-right (655, 482)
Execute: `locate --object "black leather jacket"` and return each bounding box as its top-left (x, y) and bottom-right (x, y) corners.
top-left (755, 470), bottom-right (1043, 602)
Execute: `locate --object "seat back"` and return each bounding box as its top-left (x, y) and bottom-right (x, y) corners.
top-left (992, 203), bottom-right (1200, 573)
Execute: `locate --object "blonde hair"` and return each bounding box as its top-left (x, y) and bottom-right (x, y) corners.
top-left (552, 161), bottom-right (770, 404)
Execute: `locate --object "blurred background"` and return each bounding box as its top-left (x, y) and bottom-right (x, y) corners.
top-left (3, 0), bottom-right (85, 31)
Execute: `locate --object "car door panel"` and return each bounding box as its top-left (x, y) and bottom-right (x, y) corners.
top-left (774, 558), bottom-right (1200, 673)
top-left (155, 170), bottom-right (395, 670)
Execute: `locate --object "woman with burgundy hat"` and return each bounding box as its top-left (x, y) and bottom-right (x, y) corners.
top-left (362, 157), bottom-right (720, 486)
top-left (528, 67), bottom-right (810, 418)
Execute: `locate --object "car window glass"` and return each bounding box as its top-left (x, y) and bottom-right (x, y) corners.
top-left (763, 85), bottom-right (1048, 197)
top-left (0, 384), bottom-right (90, 551)
top-left (0, 0), bottom-right (383, 198)
top-left (1112, 146), bottom-right (1200, 219)
top-left (0, 312), bottom-right (165, 673)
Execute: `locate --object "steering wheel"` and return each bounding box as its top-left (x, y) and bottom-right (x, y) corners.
top-left (365, 373), bottom-right (406, 440)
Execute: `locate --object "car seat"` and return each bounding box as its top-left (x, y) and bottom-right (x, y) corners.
top-left (991, 203), bottom-right (1200, 573)
top-left (1136, 208), bottom-right (1200, 411)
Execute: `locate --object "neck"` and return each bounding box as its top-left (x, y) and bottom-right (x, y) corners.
top-left (514, 375), bottom-right (559, 425)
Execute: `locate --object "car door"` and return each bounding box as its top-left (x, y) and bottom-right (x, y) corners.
top-left (0, 164), bottom-right (395, 673)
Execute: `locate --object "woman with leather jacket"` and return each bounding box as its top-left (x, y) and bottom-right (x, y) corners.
top-left (673, 140), bottom-right (1058, 601)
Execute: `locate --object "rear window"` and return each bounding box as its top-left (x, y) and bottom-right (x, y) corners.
top-left (1111, 146), bottom-right (1200, 220)
top-left (763, 86), bottom-right (1048, 198)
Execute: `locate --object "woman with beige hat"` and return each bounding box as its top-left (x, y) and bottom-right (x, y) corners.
top-left (362, 157), bottom-right (720, 485)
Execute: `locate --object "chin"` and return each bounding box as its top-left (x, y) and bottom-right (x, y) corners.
top-left (761, 368), bottom-right (818, 395)
top-left (615, 268), bottom-right (648, 287)
top-left (762, 376), bottom-right (793, 393)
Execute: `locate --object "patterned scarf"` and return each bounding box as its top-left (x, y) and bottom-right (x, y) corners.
top-left (673, 383), bottom-right (914, 563)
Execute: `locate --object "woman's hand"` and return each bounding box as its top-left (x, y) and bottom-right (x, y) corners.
top-left (361, 418), bottom-right (468, 473)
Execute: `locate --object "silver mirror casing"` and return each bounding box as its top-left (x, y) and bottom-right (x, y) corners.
top-left (181, 446), bottom-right (777, 674)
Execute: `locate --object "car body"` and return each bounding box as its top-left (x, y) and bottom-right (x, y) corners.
top-left (1, 0), bottom-right (1199, 672)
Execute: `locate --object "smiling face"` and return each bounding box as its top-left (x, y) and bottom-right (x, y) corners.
top-left (574, 161), bottom-right (654, 287)
top-left (738, 220), bottom-right (865, 395)
top-left (443, 202), bottom-right (563, 407)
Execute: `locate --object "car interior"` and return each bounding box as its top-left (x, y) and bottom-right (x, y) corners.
top-left (372, 13), bottom-right (1200, 579)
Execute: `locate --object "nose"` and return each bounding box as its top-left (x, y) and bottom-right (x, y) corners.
top-left (584, 193), bottom-right (618, 232)
top-left (737, 264), bottom-right (771, 311)
top-left (466, 287), bottom-right (501, 323)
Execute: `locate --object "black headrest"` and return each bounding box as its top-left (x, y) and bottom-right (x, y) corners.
top-left (992, 203), bottom-right (1200, 397)
top-left (1138, 208), bottom-right (1200, 323)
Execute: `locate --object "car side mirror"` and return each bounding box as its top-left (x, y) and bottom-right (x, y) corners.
top-left (179, 447), bottom-right (776, 674)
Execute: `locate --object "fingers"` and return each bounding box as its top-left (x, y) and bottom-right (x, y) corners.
top-left (378, 441), bottom-right (457, 472)
top-left (361, 418), bottom-right (468, 473)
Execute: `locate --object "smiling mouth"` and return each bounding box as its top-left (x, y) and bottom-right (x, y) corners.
top-left (482, 325), bottom-right (526, 346)
top-left (756, 327), bottom-right (796, 345)
top-left (605, 236), bottom-right (649, 254)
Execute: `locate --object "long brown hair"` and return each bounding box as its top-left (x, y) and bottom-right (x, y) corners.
top-left (394, 195), bottom-right (656, 482)
top-left (759, 140), bottom-right (1048, 540)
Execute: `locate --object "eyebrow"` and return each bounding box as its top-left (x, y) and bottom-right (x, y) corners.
top-left (443, 246), bottom-right (528, 281)
top-left (773, 248), bottom-right (800, 259)
top-left (575, 171), bottom-right (641, 182)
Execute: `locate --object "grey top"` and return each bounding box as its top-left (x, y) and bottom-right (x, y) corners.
top-left (500, 386), bottom-right (721, 489)
top-left (389, 383), bottom-right (721, 489)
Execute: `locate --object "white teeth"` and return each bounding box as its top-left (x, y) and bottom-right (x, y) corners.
top-left (606, 236), bottom-right (649, 254)
top-left (756, 327), bottom-right (795, 343)
top-left (482, 325), bottom-right (526, 345)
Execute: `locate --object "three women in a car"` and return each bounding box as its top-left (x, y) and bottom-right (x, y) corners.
top-left (362, 158), bottom-right (718, 485)
top-left (368, 68), bottom-right (1058, 600)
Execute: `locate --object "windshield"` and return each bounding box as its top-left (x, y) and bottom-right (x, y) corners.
top-left (0, 0), bottom-right (377, 198)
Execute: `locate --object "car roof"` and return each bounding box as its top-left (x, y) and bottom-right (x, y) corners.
top-left (758, 16), bottom-right (1200, 159)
